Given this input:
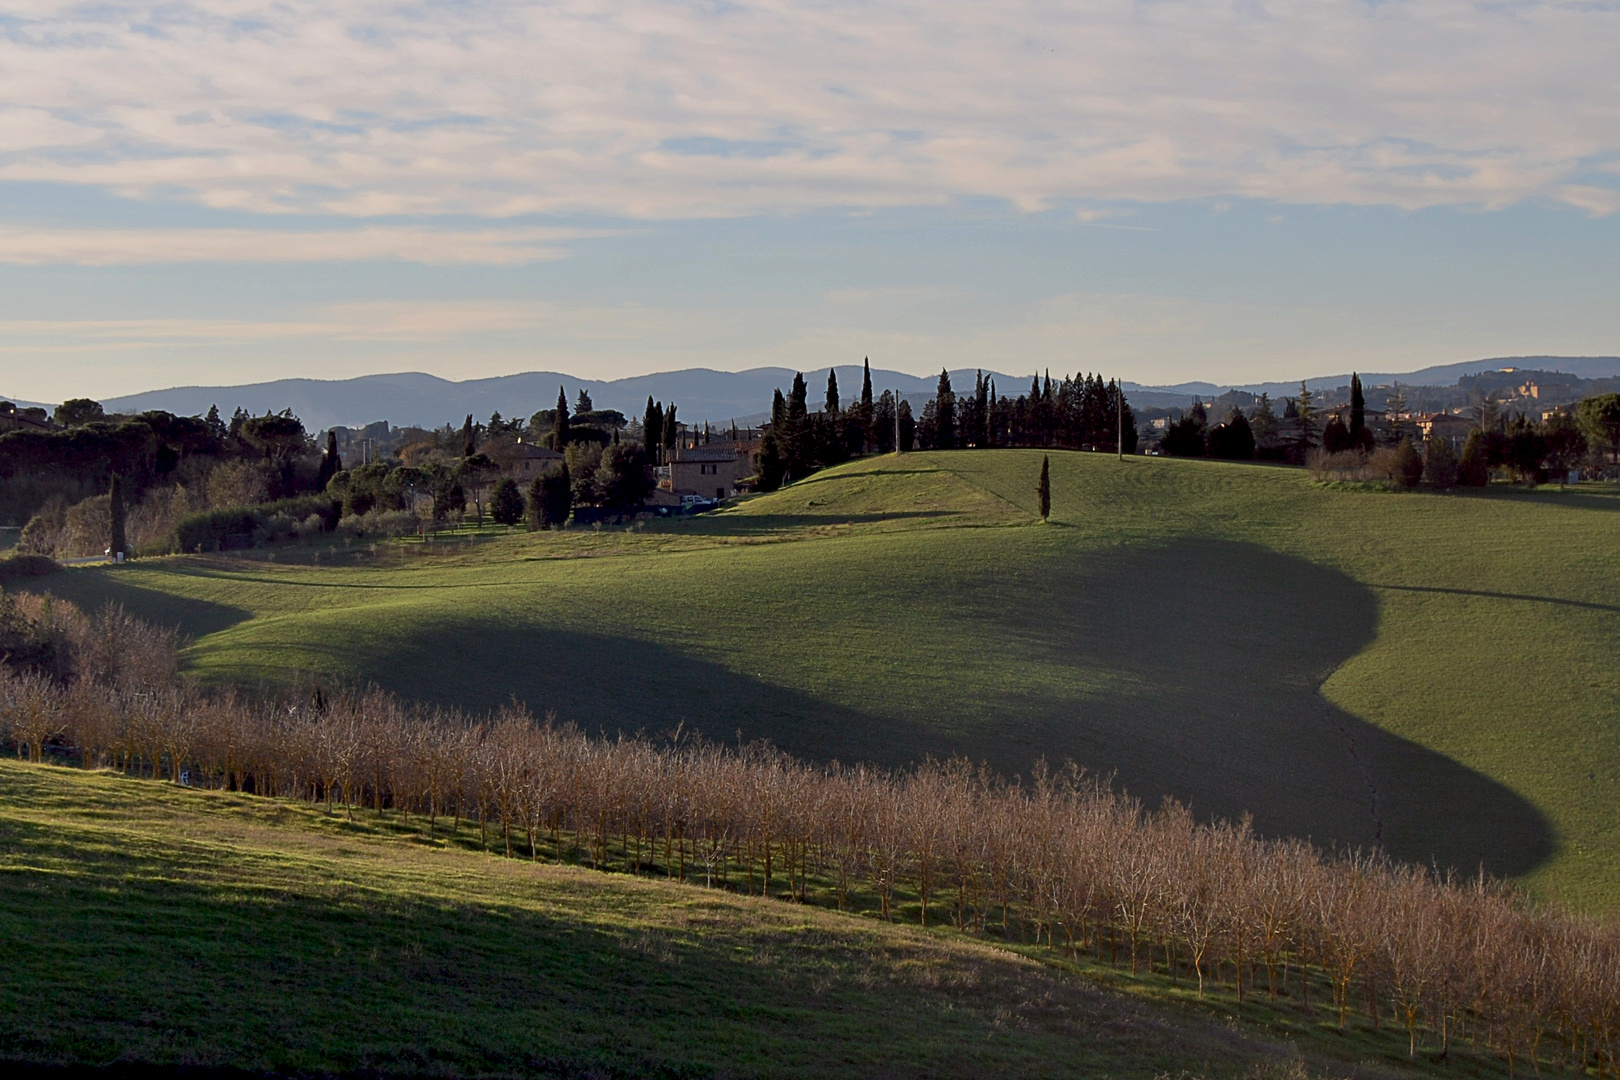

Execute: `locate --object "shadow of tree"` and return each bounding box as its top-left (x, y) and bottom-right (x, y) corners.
top-left (961, 538), bottom-right (1553, 877)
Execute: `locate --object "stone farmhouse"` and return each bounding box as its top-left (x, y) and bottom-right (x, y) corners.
top-left (665, 442), bottom-right (755, 501)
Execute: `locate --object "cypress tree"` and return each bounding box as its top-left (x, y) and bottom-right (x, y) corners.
top-left (1037, 456), bottom-right (1050, 520)
top-left (462, 414), bottom-right (476, 457)
top-left (663, 403), bottom-right (679, 457)
top-left (1349, 373), bottom-right (1366, 439)
top-left (934, 369), bottom-right (956, 450)
top-left (860, 358), bottom-right (873, 413)
top-left (316, 430), bottom-right (341, 489)
top-left (986, 381), bottom-right (997, 447)
top-left (109, 473), bottom-right (127, 559)
top-left (786, 374), bottom-right (809, 473)
top-left (825, 369), bottom-right (840, 416)
top-left (644, 398), bottom-right (663, 464)
top-left (553, 386), bottom-right (571, 450)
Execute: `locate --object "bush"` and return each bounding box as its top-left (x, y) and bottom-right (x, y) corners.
top-left (489, 478), bottom-right (524, 526)
top-left (1424, 437), bottom-right (1459, 489)
top-left (1307, 449), bottom-right (1375, 482)
top-left (1207, 415), bottom-right (1255, 460)
top-left (1457, 430), bottom-right (1491, 486)
top-left (0, 553), bottom-right (60, 581)
top-left (335, 509), bottom-right (420, 539)
top-left (1390, 438), bottom-right (1423, 489)
top-left (174, 495), bottom-right (339, 553)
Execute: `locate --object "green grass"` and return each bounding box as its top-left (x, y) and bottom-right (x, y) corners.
top-left (21, 452), bottom-right (1620, 909)
top-left (0, 759), bottom-right (1304, 1077)
top-left (0, 759), bottom-right (1545, 1078)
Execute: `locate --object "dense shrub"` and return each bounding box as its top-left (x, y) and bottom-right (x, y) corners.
top-left (1390, 438), bottom-right (1424, 489)
top-left (173, 495), bottom-right (339, 553)
top-left (335, 509), bottom-right (420, 539)
top-left (0, 553), bottom-right (60, 582)
top-left (1457, 430), bottom-right (1492, 486)
top-left (1423, 437), bottom-right (1459, 488)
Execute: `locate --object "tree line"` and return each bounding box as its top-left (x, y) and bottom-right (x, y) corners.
top-left (1160, 375), bottom-right (1620, 486)
top-left (756, 362), bottom-right (1139, 490)
top-left (3, 593), bottom-right (1618, 1074)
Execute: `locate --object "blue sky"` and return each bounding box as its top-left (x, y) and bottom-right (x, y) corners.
top-left (1, 0), bottom-right (1617, 403)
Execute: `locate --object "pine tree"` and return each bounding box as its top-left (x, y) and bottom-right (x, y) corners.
top-left (1250, 393), bottom-right (1279, 450)
top-left (1292, 383), bottom-right (1318, 458)
top-left (553, 386), bottom-right (571, 450)
top-left (108, 473), bottom-right (127, 559)
top-left (1384, 383), bottom-right (1410, 446)
top-left (934, 369), bottom-right (956, 449)
top-left (575, 388), bottom-right (593, 414)
top-left (1037, 456), bottom-right (1050, 520)
top-left (204, 404), bottom-right (227, 440)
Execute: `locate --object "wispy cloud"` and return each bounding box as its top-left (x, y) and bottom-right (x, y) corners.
top-left (0, 0), bottom-right (1615, 219)
top-left (0, 225), bottom-right (609, 265)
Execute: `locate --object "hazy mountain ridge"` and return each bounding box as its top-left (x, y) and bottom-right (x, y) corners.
top-left (90, 355), bottom-right (1620, 432)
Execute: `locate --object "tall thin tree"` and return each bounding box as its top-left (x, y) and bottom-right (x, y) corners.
top-left (1037, 456), bottom-right (1050, 520)
top-left (109, 473), bottom-right (127, 559)
top-left (552, 386), bottom-right (571, 450)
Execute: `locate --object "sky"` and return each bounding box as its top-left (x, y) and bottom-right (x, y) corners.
top-left (1, 0), bottom-right (1617, 404)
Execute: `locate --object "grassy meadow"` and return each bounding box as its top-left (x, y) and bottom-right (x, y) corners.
top-left (0, 758), bottom-right (1561, 1078)
top-left (21, 451), bottom-right (1620, 909)
top-left (0, 758), bottom-right (1323, 1077)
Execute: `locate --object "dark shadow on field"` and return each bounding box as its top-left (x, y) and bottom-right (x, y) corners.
top-left (334, 622), bottom-right (946, 769)
top-left (10, 566), bottom-right (251, 638)
top-left (962, 539), bottom-right (1553, 879)
top-left (0, 806), bottom-right (1197, 1078)
top-left (1445, 484), bottom-right (1620, 514)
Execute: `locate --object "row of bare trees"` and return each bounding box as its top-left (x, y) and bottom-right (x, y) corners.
top-left (2, 599), bottom-right (1618, 1075)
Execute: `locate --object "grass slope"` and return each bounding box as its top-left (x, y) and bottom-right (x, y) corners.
top-left (1, 759), bottom-right (1319, 1078)
top-left (21, 452), bottom-right (1620, 909)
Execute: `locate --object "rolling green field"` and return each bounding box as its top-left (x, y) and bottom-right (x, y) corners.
top-left (0, 758), bottom-right (1549, 1078)
top-left (22, 451), bottom-right (1620, 909)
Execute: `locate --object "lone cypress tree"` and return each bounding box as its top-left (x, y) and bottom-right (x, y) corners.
top-left (825, 369), bottom-right (840, 416)
top-left (316, 430), bottom-right (341, 490)
top-left (553, 386), bottom-right (571, 450)
top-left (861, 358), bottom-right (873, 413)
top-left (108, 473), bottom-right (127, 559)
top-left (1037, 456), bottom-right (1050, 520)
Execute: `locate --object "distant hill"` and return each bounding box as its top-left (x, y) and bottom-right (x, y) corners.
top-left (101, 366), bottom-right (990, 433)
top-left (95, 355), bottom-right (1620, 431)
